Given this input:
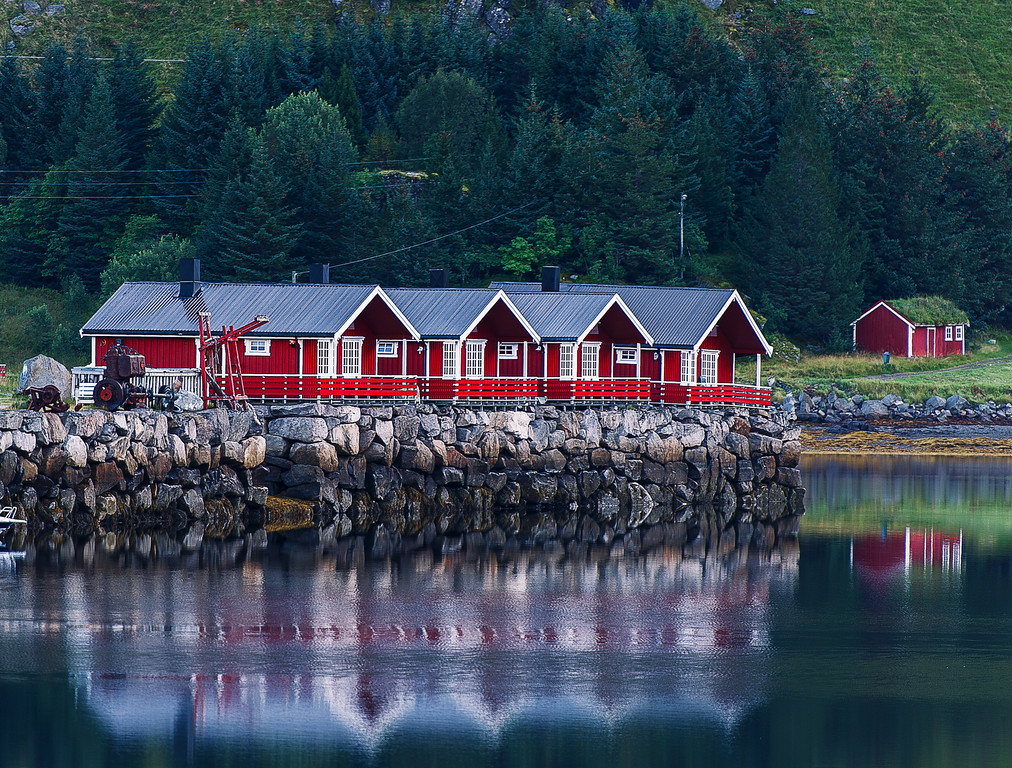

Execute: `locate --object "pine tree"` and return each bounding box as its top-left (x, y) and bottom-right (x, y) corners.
top-left (49, 35), bottom-right (99, 166)
top-left (0, 58), bottom-right (38, 181)
top-left (109, 41), bottom-right (160, 172)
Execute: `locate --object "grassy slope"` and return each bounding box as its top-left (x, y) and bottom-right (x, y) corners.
top-left (0, 285), bottom-right (93, 373)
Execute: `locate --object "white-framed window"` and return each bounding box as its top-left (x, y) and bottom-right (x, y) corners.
top-left (680, 351), bottom-right (697, 384)
top-left (615, 348), bottom-right (637, 365)
top-left (945, 326), bottom-right (953, 341)
top-left (317, 339), bottom-right (332, 376)
top-left (581, 342), bottom-right (600, 380)
top-left (955, 325), bottom-right (964, 341)
top-left (498, 342), bottom-right (518, 359)
top-left (341, 337), bottom-right (362, 377)
top-left (442, 341), bottom-right (458, 379)
top-left (700, 350), bottom-right (719, 384)
top-left (376, 340), bottom-right (399, 358)
top-left (465, 340), bottom-right (486, 379)
top-left (559, 344), bottom-right (576, 380)
top-left (244, 338), bottom-right (270, 356)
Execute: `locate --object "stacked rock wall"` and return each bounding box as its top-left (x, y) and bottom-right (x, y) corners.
top-left (0, 404), bottom-right (803, 550)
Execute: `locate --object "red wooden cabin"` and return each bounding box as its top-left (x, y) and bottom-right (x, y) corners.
top-left (852, 298), bottom-right (968, 358)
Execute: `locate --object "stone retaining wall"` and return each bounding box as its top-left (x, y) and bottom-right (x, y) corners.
top-left (0, 404), bottom-right (804, 551)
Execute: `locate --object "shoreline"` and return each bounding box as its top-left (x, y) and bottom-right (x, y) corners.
top-left (802, 421), bottom-right (1012, 455)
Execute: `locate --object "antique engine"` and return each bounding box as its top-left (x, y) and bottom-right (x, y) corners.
top-left (93, 342), bottom-right (148, 411)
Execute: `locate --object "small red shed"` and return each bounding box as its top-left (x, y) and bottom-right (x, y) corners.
top-left (851, 297), bottom-right (969, 358)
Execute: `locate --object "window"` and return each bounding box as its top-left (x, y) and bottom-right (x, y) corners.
top-left (244, 338), bottom-right (270, 356)
top-left (376, 341), bottom-right (398, 358)
top-left (700, 350), bottom-right (719, 384)
top-left (955, 325), bottom-right (964, 341)
top-left (498, 342), bottom-right (518, 359)
top-left (559, 344), bottom-right (576, 380)
top-left (615, 348), bottom-right (637, 365)
top-left (680, 351), bottom-right (697, 384)
top-left (944, 326), bottom-right (953, 341)
top-left (442, 341), bottom-right (458, 379)
top-left (465, 340), bottom-right (486, 378)
top-left (341, 337), bottom-right (362, 377)
top-left (317, 339), bottom-right (332, 376)
top-left (581, 343), bottom-right (600, 380)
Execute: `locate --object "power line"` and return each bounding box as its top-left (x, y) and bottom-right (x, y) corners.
top-left (0, 55), bottom-right (187, 63)
top-left (0, 180), bottom-right (206, 186)
top-left (10, 194), bottom-right (201, 199)
top-left (0, 168), bottom-right (210, 174)
top-left (330, 202), bottom-right (536, 268)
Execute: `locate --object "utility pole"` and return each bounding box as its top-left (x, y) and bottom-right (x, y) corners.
top-left (679, 193), bottom-right (687, 280)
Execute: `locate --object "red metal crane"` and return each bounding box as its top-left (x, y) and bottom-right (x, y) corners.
top-left (197, 313), bottom-right (269, 410)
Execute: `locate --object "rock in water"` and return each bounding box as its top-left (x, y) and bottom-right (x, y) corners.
top-left (18, 355), bottom-right (72, 399)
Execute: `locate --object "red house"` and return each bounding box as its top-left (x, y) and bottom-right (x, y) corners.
top-left (851, 297), bottom-right (968, 358)
top-left (76, 261), bottom-right (773, 409)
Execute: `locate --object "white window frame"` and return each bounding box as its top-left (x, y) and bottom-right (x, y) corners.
top-left (944, 326), bottom-right (953, 342)
top-left (442, 341), bottom-right (459, 379)
top-left (376, 340), bottom-right (399, 358)
top-left (699, 350), bottom-right (719, 384)
top-left (465, 339), bottom-right (486, 379)
top-left (244, 338), bottom-right (270, 356)
top-left (680, 351), bottom-right (697, 384)
top-left (498, 342), bottom-right (518, 360)
top-left (317, 338), bottom-right (333, 377)
top-left (615, 347), bottom-right (637, 365)
top-left (341, 337), bottom-right (363, 377)
top-left (559, 344), bottom-right (576, 380)
top-left (581, 342), bottom-right (601, 380)
top-left (955, 325), bottom-right (964, 341)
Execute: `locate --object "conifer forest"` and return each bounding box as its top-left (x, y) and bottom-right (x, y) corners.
top-left (1, 3), bottom-right (1010, 352)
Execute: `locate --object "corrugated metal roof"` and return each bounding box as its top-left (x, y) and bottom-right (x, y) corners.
top-left (490, 282), bottom-right (737, 349)
top-left (82, 282), bottom-right (381, 337)
top-left (384, 288), bottom-right (503, 338)
top-left (508, 292), bottom-right (618, 340)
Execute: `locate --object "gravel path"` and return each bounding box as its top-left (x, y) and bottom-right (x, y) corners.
top-left (862, 354), bottom-right (1012, 380)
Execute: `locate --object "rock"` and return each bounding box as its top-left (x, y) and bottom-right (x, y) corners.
top-left (330, 423), bottom-right (360, 455)
top-left (269, 417), bottom-right (327, 443)
top-left (44, 3), bottom-right (65, 15)
top-left (18, 355), bottom-right (71, 399)
top-left (924, 395), bottom-right (946, 412)
top-left (859, 400), bottom-right (890, 418)
top-left (945, 394), bottom-right (968, 411)
top-left (63, 435), bottom-right (87, 468)
top-left (22, 1), bottom-right (39, 14)
top-left (9, 13), bottom-right (35, 35)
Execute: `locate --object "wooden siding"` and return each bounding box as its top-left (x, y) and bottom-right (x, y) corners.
top-left (93, 336), bottom-right (197, 369)
top-left (854, 304), bottom-right (910, 357)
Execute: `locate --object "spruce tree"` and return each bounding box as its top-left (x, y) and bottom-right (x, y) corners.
top-left (0, 58), bottom-right (38, 181)
top-left (109, 41), bottom-right (160, 172)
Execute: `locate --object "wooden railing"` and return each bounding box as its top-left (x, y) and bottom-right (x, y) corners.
top-left (420, 378), bottom-right (539, 402)
top-left (573, 380), bottom-right (650, 402)
top-left (657, 383), bottom-right (772, 407)
top-left (316, 377), bottom-right (420, 401)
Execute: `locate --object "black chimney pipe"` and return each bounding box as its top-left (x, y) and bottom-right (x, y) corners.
top-left (309, 263), bottom-right (331, 284)
top-left (541, 265), bottom-right (561, 292)
top-left (178, 258), bottom-right (201, 299)
top-left (430, 269), bottom-right (449, 288)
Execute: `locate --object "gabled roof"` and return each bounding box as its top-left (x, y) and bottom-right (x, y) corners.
top-left (509, 292), bottom-right (653, 344)
top-left (384, 288), bottom-right (539, 341)
top-left (851, 298), bottom-right (970, 328)
top-left (81, 282), bottom-right (419, 338)
top-left (490, 281), bottom-right (769, 353)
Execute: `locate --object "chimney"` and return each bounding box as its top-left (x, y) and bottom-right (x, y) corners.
top-left (309, 263), bottom-right (330, 284)
top-left (178, 258), bottom-right (201, 299)
top-left (541, 265), bottom-right (560, 292)
top-left (430, 269), bottom-right (449, 289)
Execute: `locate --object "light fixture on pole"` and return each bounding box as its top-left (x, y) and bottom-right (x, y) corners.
top-left (679, 193), bottom-right (687, 280)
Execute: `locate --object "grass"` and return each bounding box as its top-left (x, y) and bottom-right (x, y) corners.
top-left (750, 331), bottom-right (1012, 403)
top-left (0, 284), bottom-right (94, 380)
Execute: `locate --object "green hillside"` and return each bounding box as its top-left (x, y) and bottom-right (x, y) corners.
top-left (0, 0), bottom-right (1006, 122)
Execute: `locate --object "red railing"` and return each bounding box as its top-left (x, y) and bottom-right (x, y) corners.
top-left (572, 379), bottom-right (650, 402)
top-left (420, 378), bottom-right (539, 401)
top-left (317, 377), bottom-right (420, 400)
top-left (657, 383), bottom-right (771, 407)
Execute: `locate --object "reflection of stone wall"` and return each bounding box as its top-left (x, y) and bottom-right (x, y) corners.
top-left (0, 404), bottom-right (803, 550)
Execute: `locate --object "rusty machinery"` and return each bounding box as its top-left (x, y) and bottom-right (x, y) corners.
top-left (198, 313), bottom-right (269, 410)
top-left (93, 342), bottom-right (149, 411)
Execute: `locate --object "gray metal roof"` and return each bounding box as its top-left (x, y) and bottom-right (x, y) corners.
top-left (508, 292), bottom-right (622, 341)
top-left (384, 288), bottom-right (504, 339)
top-left (490, 282), bottom-right (739, 349)
top-left (82, 282), bottom-right (382, 337)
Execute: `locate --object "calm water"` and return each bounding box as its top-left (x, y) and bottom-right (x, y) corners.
top-left (3, 454), bottom-right (1012, 767)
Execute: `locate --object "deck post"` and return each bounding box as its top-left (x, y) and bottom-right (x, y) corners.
top-left (755, 354), bottom-right (761, 388)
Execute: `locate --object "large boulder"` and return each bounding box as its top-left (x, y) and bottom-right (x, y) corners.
top-left (18, 355), bottom-right (72, 400)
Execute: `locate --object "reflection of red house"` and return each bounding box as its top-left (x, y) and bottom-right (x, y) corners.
top-left (852, 528), bottom-right (962, 583)
top-left (851, 298), bottom-right (968, 358)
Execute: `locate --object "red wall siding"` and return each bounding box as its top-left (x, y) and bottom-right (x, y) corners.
top-left (467, 301), bottom-right (536, 378)
top-left (855, 304), bottom-right (910, 357)
top-left (375, 341), bottom-right (404, 376)
top-left (239, 339), bottom-right (299, 375)
top-left (662, 351), bottom-right (679, 382)
top-left (935, 327), bottom-right (966, 357)
top-left (911, 327), bottom-right (927, 357)
top-left (639, 349), bottom-right (660, 381)
top-left (94, 336), bottom-right (197, 369)
top-left (303, 339), bottom-right (318, 376)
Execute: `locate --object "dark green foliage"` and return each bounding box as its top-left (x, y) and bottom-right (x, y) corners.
top-left (0, 59), bottom-right (38, 179)
top-left (109, 41), bottom-right (160, 171)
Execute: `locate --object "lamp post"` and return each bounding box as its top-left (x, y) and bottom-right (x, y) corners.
top-left (679, 193), bottom-right (687, 280)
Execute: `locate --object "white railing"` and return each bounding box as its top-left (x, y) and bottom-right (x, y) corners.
top-left (72, 367), bottom-right (201, 405)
